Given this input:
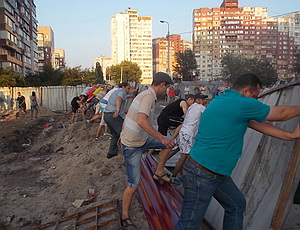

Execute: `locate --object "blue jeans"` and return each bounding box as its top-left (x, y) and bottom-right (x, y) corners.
top-left (174, 158), bottom-right (246, 230)
top-left (121, 136), bottom-right (167, 188)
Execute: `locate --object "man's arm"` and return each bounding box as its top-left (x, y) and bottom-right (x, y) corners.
top-left (266, 106), bottom-right (300, 121)
top-left (180, 101), bottom-right (189, 115)
top-left (113, 96), bottom-right (122, 118)
top-left (249, 120), bottom-right (300, 140)
top-left (137, 113), bottom-right (175, 148)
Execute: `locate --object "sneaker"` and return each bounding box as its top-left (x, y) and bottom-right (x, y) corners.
top-left (86, 120), bottom-right (90, 124)
top-left (103, 132), bottom-right (110, 136)
top-left (95, 137), bottom-right (99, 141)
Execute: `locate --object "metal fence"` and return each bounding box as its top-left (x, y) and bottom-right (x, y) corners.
top-left (0, 85), bottom-right (86, 112)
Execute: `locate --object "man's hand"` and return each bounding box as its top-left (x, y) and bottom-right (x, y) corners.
top-left (160, 136), bottom-right (175, 149)
top-left (291, 122), bottom-right (300, 139)
top-left (113, 111), bottom-right (119, 118)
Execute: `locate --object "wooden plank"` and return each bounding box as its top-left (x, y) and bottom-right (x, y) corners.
top-left (270, 139), bottom-right (300, 230)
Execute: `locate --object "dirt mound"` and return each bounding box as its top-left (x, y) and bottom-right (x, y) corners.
top-left (0, 111), bottom-right (148, 229)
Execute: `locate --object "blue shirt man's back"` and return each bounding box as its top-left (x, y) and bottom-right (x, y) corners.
top-left (190, 89), bottom-right (270, 175)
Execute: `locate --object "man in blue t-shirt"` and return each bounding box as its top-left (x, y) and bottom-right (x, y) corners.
top-left (174, 73), bottom-right (300, 230)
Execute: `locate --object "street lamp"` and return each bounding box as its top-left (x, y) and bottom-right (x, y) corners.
top-left (160, 20), bottom-right (170, 75)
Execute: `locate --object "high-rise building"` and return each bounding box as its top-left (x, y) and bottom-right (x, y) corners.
top-left (94, 55), bottom-right (112, 82)
top-left (193, 0), bottom-right (300, 81)
top-left (111, 8), bottom-right (152, 84)
top-left (0, 0), bottom-right (38, 76)
top-left (153, 34), bottom-right (192, 77)
top-left (54, 49), bottom-right (65, 70)
top-left (37, 26), bottom-right (54, 71)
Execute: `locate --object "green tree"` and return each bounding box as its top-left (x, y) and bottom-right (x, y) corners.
top-left (173, 49), bottom-right (197, 80)
top-left (95, 62), bottom-right (104, 84)
top-left (294, 51), bottom-right (300, 76)
top-left (221, 53), bottom-right (277, 87)
top-left (110, 61), bottom-right (142, 84)
top-left (60, 66), bottom-right (96, 86)
top-left (25, 66), bottom-right (63, 86)
top-left (0, 67), bottom-right (25, 87)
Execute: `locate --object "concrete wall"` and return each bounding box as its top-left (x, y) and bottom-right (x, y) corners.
top-left (0, 85), bottom-right (86, 112)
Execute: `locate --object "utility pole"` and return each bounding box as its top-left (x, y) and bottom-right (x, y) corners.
top-left (160, 20), bottom-right (170, 75)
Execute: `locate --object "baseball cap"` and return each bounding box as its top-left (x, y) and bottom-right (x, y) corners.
top-left (153, 72), bottom-right (174, 84)
top-left (194, 93), bottom-right (208, 100)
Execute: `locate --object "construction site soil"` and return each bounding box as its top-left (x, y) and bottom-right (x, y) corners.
top-left (0, 107), bottom-right (148, 229)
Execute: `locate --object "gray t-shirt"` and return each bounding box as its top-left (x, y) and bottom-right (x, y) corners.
top-left (104, 88), bottom-right (127, 118)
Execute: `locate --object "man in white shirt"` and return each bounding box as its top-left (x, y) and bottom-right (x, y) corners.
top-left (173, 93), bottom-right (208, 177)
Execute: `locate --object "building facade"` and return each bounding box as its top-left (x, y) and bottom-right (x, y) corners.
top-left (37, 26), bottom-right (54, 71)
top-left (54, 49), bottom-right (65, 70)
top-left (111, 8), bottom-right (152, 84)
top-left (0, 0), bottom-right (38, 76)
top-left (153, 34), bottom-right (192, 77)
top-left (193, 0), bottom-right (300, 81)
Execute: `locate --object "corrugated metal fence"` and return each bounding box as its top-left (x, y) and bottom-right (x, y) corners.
top-left (0, 85), bottom-right (86, 112)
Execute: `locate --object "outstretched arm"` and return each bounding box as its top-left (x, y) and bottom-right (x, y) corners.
top-left (266, 106), bottom-right (300, 121)
top-left (249, 120), bottom-right (300, 141)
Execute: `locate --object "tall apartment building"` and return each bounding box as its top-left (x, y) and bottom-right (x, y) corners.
top-left (111, 8), bottom-right (152, 84)
top-left (153, 34), bottom-right (193, 76)
top-left (54, 49), bottom-right (65, 70)
top-left (193, 0), bottom-right (300, 81)
top-left (37, 26), bottom-right (54, 71)
top-left (94, 55), bottom-right (112, 81)
top-left (0, 0), bottom-right (38, 76)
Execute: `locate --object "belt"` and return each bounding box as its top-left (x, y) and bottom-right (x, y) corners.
top-left (189, 157), bottom-right (220, 176)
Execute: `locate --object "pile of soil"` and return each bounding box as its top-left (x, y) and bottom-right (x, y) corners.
top-left (0, 108), bottom-right (148, 229)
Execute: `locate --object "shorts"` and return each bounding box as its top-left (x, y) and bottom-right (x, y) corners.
top-left (95, 103), bottom-right (101, 114)
top-left (71, 104), bottom-right (79, 113)
top-left (121, 136), bottom-right (168, 188)
top-left (31, 105), bottom-right (38, 111)
top-left (100, 102), bottom-right (107, 112)
top-left (100, 112), bottom-right (107, 126)
top-left (176, 132), bottom-right (194, 154)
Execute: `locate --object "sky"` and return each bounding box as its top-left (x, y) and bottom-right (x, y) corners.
top-left (35, 0), bottom-right (299, 69)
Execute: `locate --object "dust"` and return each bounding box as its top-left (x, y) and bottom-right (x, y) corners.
top-left (0, 108), bottom-right (148, 229)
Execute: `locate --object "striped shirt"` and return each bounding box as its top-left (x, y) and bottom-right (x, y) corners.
top-left (121, 87), bottom-right (157, 147)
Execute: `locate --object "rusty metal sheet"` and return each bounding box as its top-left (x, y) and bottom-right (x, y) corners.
top-left (32, 200), bottom-right (121, 230)
top-left (137, 154), bottom-right (213, 230)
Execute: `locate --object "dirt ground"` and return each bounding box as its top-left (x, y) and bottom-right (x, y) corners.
top-left (0, 107), bottom-right (148, 229)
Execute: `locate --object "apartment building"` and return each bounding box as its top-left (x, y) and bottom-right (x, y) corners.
top-left (37, 26), bottom-right (54, 71)
top-left (111, 8), bottom-right (152, 84)
top-left (193, 0), bottom-right (300, 81)
top-left (54, 49), bottom-right (65, 70)
top-left (153, 34), bottom-right (193, 76)
top-left (0, 0), bottom-right (38, 76)
top-left (94, 55), bottom-right (112, 81)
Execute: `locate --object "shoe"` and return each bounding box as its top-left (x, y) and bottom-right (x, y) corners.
top-left (153, 173), bottom-right (172, 183)
top-left (103, 132), bottom-right (110, 136)
top-left (107, 154), bottom-right (117, 159)
top-left (86, 120), bottom-right (90, 124)
top-left (95, 137), bottom-right (99, 141)
top-left (121, 217), bottom-right (136, 229)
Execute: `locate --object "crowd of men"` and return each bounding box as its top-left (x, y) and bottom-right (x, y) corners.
top-left (69, 72), bottom-right (300, 230)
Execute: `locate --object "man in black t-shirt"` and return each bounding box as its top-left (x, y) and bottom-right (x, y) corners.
top-left (157, 94), bottom-right (194, 136)
top-left (71, 95), bottom-right (86, 123)
top-left (16, 92), bottom-right (26, 117)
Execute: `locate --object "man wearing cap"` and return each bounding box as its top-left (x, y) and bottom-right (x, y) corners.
top-left (172, 93), bottom-right (208, 177)
top-left (119, 72), bottom-right (175, 228)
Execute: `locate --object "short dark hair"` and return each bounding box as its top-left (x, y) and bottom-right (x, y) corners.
top-left (152, 81), bottom-right (170, 86)
top-left (187, 94), bottom-right (194, 100)
top-left (232, 73), bottom-right (262, 91)
top-left (118, 82), bottom-right (129, 88)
